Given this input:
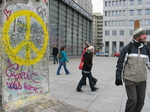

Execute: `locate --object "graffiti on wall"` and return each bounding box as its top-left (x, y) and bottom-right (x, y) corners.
top-left (2, 10), bottom-right (48, 65)
top-left (1, 2), bottom-right (49, 110)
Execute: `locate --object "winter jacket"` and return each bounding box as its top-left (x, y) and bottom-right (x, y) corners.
top-left (59, 50), bottom-right (68, 62)
top-left (116, 39), bottom-right (150, 82)
top-left (52, 47), bottom-right (58, 56)
top-left (82, 51), bottom-right (93, 71)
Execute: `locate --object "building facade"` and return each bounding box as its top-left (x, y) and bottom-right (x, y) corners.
top-left (103, 0), bottom-right (150, 56)
top-left (93, 13), bottom-right (103, 53)
top-left (73, 0), bottom-right (93, 14)
top-left (49, 0), bottom-right (93, 56)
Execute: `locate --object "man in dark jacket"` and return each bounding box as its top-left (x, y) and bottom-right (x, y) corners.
top-left (115, 28), bottom-right (150, 112)
top-left (52, 45), bottom-right (58, 64)
top-left (76, 46), bottom-right (99, 92)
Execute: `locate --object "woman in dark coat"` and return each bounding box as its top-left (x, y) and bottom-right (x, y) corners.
top-left (76, 46), bottom-right (99, 92)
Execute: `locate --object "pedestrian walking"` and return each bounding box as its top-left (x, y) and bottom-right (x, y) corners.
top-left (52, 45), bottom-right (58, 64)
top-left (76, 46), bottom-right (99, 92)
top-left (79, 41), bottom-right (97, 86)
top-left (56, 47), bottom-right (70, 75)
top-left (115, 27), bottom-right (150, 112)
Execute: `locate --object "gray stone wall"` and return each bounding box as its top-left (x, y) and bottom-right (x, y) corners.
top-left (0, 0), bottom-right (49, 111)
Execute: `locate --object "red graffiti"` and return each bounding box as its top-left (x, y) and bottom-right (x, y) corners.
top-left (5, 62), bottom-right (39, 83)
top-left (6, 81), bottom-right (42, 94)
top-left (44, 0), bottom-right (46, 3)
top-left (24, 82), bottom-right (42, 94)
top-left (4, 9), bottom-right (11, 20)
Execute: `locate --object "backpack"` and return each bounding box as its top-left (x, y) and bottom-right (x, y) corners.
top-left (58, 51), bottom-right (62, 59)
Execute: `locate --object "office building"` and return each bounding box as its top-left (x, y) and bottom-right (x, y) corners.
top-left (93, 13), bottom-right (103, 53)
top-left (49, 0), bottom-right (93, 56)
top-left (103, 0), bottom-right (150, 55)
top-left (73, 0), bottom-right (93, 14)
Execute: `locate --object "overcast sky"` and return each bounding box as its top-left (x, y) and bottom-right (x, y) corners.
top-left (92, 0), bottom-right (103, 14)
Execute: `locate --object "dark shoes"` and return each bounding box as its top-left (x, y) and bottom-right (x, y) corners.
top-left (76, 89), bottom-right (84, 92)
top-left (91, 88), bottom-right (99, 91)
top-left (66, 72), bottom-right (70, 75)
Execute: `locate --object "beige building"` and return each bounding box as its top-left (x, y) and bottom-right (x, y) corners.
top-left (73, 0), bottom-right (93, 14)
top-left (93, 13), bottom-right (103, 53)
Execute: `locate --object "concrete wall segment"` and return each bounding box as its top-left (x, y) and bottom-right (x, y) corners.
top-left (0, 0), bottom-right (50, 111)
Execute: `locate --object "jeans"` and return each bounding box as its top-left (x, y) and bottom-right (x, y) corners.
top-left (125, 80), bottom-right (146, 112)
top-left (57, 60), bottom-right (69, 75)
top-left (76, 71), bottom-right (96, 91)
top-left (53, 55), bottom-right (58, 64)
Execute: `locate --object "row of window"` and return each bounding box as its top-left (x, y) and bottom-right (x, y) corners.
top-left (105, 30), bottom-right (150, 36)
top-left (104, 20), bottom-right (150, 26)
top-left (105, 9), bottom-right (150, 16)
top-left (105, 0), bottom-right (150, 7)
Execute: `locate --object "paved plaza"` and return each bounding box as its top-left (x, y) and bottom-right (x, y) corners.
top-left (49, 56), bottom-right (150, 112)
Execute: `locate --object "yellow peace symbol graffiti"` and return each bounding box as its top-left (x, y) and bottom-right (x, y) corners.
top-left (2, 10), bottom-right (49, 65)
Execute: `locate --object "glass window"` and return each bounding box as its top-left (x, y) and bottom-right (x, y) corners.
top-left (129, 20), bottom-right (134, 25)
top-left (108, 1), bottom-right (111, 6)
top-left (120, 30), bottom-right (124, 35)
top-left (112, 21), bottom-right (115, 26)
top-left (120, 42), bottom-right (124, 51)
top-left (119, 0), bottom-right (122, 6)
top-left (123, 0), bottom-right (126, 5)
top-left (116, 1), bottom-right (118, 6)
top-left (146, 9), bottom-right (150, 15)
top-left (130, 0), bottom-right (134, 5)
top-left (112, 11), bottom-right (114, 16)
top-left (105, 41), bottom-right (109, 53)
top-left (105, 11), bottom-right (107, 16)
top-left (129, 10), bottom-right (134, 16)
top-left (115, 20), bottom-right (118, 26)
top-left (123, 10), bottom-right (126, 16)
top-left (105, 2), bottom-right (107, 7)
top-left (112, 1), bottom-right (114, 6)
top-left (105, 21), bottom-right (107, 26)
top-left (116, 10), bottom-right (118, 16)
top-left (146, 30), bottom-right (150, 35)
top-left (112, 31), bottom-right (117, 36)
top-left (119, 10), bottom-right (122, 16)
top-left (145, 19), bottom-right (150, 25)
top-left (108, 21), bottom-right (111, 26)
top-left (138, 0), bottom-right (142, 5)
top-left (146, 0), bottom-right (150, 4)
top-left (123, 20), bottom-right (125, 25)
top-left (119, 20), bottom-right (123, 26)
top-left (105, 31), bottom-right (110, 36)
top-left (108, 11), bottom-right (111, 16)
top-left (130, 30), bottom-right (133, 35)
top-left (137, 9), bottom-right (142, 15)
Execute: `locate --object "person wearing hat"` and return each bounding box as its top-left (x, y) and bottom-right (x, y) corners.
top-left (115, 27), bottom-right (150, 112)
top-left (80, 41), bottom-right (97, 86)
top-left (76, 46), bottom-right (99, 92)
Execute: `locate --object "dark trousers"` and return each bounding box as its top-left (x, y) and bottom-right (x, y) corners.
top-left (53, 55), bottom-right (58, 64)
top-left (83, 72), bottom-right (97, 85)
top-left (125, 80), bottom-right (146, 112)
top-left (76, 71), bottom-right (96, 91)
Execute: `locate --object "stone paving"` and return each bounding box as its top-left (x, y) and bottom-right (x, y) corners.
top-left (49, 56), bottom-right (150, 112)
top-left (4, 57), bottom-right (150, 112)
